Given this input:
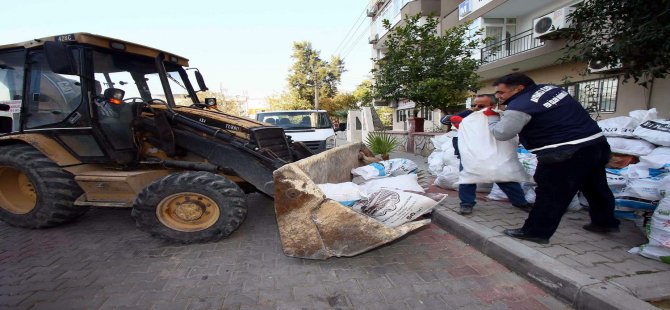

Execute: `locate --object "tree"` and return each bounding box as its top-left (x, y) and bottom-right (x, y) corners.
top-left (353, 80), bottom-right (374, 106)
top-left (561, 0), bottom-right (670, 87)
top-left (266, 91), bottom-right (312, 111)
top-left (287, 41), bottom-right (346, 106)
top-left (319, 92), bottom-right (358, 119)
top-left (372, 14), bottom-right (482, 114)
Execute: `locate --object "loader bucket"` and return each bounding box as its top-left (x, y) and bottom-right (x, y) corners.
top-left (273, 142), bottom-right (431, 260)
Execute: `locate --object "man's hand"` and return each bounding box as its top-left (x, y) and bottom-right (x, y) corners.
top-left (450, 115), bottom-right (463, 129)
top-left (483, 107), bottom-right (500, 117)
top-left (483, 107), bottom-right (500, 125)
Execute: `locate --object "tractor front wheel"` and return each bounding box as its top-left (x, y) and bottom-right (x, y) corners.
top-left (131, 171), bottom-right (247, 243)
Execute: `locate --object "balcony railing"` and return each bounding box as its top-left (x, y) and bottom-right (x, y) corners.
top-left (480, 29), bottom-right (543, 64)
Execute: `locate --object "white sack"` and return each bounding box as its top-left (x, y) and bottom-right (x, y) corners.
top-left (621, 155), bottom-right (670, 179)
top-left (427, 151), bottom-right (445, 175)
top-left (567, 195), bottom-right (582, 211)
top-left (634, 119), bottom-right (670, 146)
top-left (629, 108), bottom-right (658, 124)
top-left (631, 176), bottom-right (670, 263)
top-left (351, 162), bottom-right (386, 181)
top-left (606, 137), bottom-right (656, 156)
top-left (457, 111), bottom-right (530, 184)
top-left (317, 182), bottom-right (362, 206)
top-left (351, 189), bottom-right (439, 227)
top-left (358, 174), bottom-right (425, 197)
top-left (430, 132), bottom-right (455, 152)
top-left (486, 184), bottom-right (507, 201)
top-left (598, 116), bottom-right (639, 137)
top-left (617, 176), bottom-right (664, 202)
top-left (434, 165), bottom-right (459, 189)
top-left (650, 146), bottom-right (670, 156)
top-left (606, 172), bottom-right (627, 194)
top-left (381, 158), bottom-right (418, 177)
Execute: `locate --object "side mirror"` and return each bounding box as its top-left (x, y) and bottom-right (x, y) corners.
top-left (194, 70), bottom-right (208, 92)
top-left (103, 88), bottom-right (125, 104)
top-left (44, 41), bottom-right (78, 75)
top-left (204, 98), bottom-right (217, 107)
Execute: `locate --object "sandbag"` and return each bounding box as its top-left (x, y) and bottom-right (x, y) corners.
top-left (606, 137), bottom-right (656, 156)
top-left (351, 189), bottom-right (438, 228)
top-left (457, 111), bottom-right (530, 184)
top-left (433, 165), bottom-right (459, 190)
top-left (621, 155), bottom-right (670, 179)
top-left (598, 116), bottom-right (638, 137)
top-left (634, 119), bottom-right (670, 146)
top-left (629, 108), bottom-right (658, 125)
top-left (630, 176), bottom-right (670, 263)
top-left (358, 174), bottom-right (425, 197)
top-left (317, 182), bottom-right (362, 206)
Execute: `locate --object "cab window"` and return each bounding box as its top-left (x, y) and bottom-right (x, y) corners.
top-left (0, 50), bottom-right (24, 133)
top-left (25, 51), bottom-right (82, 129)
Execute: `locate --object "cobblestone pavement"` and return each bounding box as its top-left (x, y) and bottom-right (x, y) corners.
top-left (438, 191), bottom-right (670, 302)
top-left (391, 150), bottom-right (670, 306)
top-left (0, 193), bottom-right (569, 310)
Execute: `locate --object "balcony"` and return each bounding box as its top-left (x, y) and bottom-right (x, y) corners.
top-left (480, 29), bottom-right (543, 65)
top-left (476, 28), bottom-right (567, 81)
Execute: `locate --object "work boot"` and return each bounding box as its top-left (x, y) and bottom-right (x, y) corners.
top-left (513, 203), bottom-right (533, 212)
top-left (582, 223), bottom-right (620, 234)
top-left (458, 205), bottom-right (473, 215)
top-left (503, 228), bottom-right (549, 244)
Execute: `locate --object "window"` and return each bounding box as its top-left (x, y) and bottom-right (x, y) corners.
top-left (0, 50), bottom-right (24, 133)
top-left (396, 109), bottom-right (408, 122)
top-left (418, 106), bottom-right (433, 121)
top-left (25, 51), bottom-right (82, 129)
top-left (565, 77), bottom-right (618, 113)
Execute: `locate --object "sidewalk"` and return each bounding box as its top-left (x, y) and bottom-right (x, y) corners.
top-left (390, 151), bottom-right (670, 309)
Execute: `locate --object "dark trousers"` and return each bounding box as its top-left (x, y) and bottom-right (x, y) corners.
top-left (522, 140), bottom-right (620, 239)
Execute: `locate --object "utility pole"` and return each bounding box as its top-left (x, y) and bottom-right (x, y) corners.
top-left (312, 62), bottom-right (319, 110)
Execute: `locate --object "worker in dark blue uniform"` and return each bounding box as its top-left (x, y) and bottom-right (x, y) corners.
top-left (486, 73), bottom-right (619, 244)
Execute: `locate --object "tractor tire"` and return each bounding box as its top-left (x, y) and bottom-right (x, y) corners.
top-left (0, 144), bottom-right (87, 228)
top-left (131, 171), bottom-right (247, 243)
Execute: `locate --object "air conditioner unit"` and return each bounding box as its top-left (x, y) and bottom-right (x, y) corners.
top-left (588, 59), bottom-right (622, 73)
top-left (533, 6), bottom-right (575, 39)
top-left (368, 34), bottom-right (379, 44)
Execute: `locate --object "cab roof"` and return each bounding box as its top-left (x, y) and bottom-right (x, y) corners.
top-left (0, 32), bottom-right (189, 66)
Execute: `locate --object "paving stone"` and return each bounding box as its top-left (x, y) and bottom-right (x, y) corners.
top-left (0, 193), bottom-right (567, 310)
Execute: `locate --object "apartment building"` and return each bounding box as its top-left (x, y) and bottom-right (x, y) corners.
top-left (368, 0), bottom-right (669, 132)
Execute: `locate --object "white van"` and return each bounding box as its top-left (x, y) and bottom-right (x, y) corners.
top-left (255, 110), bottom-right (336, 153)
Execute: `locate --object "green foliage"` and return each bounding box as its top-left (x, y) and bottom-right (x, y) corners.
top-left (375, 106), bottom-right (394, 128)
top-left (287, 41), bottom-right (346, 106)
top-left (266, 91), bottom-right (312, 110)
top-left (561, 0), bottom-right (670, 87)
top-left (320, 92), bottom-right (358, 119)
top-left (364, 131), bottom-right (399, 156)
top-left (372, 14), bottom-right (482, 113)
top-left (353, 80), bottom-right (374, 106)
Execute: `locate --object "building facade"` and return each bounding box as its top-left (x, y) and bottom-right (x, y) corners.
top-left (368, 0), bottom-right (669, 132)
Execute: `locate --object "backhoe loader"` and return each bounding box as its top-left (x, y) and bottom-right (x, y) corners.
top-left (0, 33), bottom-right (429, 259)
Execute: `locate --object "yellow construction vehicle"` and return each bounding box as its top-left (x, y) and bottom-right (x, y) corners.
top-left (0, 33), bottom-right (429, 259)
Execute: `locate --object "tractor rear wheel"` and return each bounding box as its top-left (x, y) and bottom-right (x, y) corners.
top-left (0, 144), bottom-right (87, 228)
top-left (131, 171), bottom-right (247, 243)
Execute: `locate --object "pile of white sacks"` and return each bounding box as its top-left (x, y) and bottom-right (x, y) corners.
top-left (598, 108), bottom-right (670, 263)
top-left (427, 108), bottom-right (670, 263)
top-left (317, 158), bottom-right (446, 228)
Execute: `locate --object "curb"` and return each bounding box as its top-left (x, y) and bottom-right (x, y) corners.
top-left (432, 205), bottom-right (658, 310)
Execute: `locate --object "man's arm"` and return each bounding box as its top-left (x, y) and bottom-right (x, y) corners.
top-left (489, 110), bottom-right (531, 141)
